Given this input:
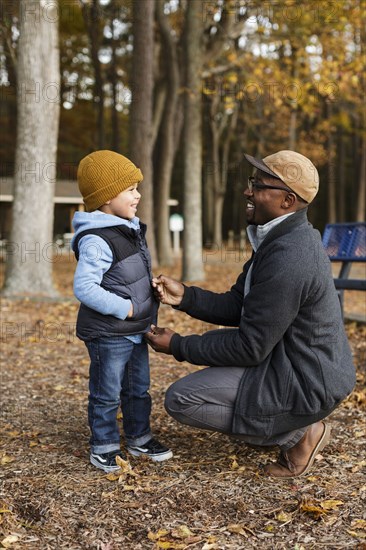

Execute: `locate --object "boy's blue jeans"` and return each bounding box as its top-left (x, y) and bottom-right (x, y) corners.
top-left (85, 337), bottom-right (153, 454)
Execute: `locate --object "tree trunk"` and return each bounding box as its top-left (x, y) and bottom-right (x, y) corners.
top-left (129, 0), bottom-right (157, 265)
top-left (110, 14), bottom-right (120, 152)
top-left (338, 131), bottom-right (346, 222)
top-left (327, 102), bottom-right (337, 223)
top-left (154, 0), bottom-right (180, 266)
top-left (3, 0), bottom-right (60, 296)
top-left (288, 109), bottom-right (297, 150)
top-left (182, 0), bottom-right (205, 281)
top-left (356, 137), bottom-right (366, 222)
top-left (81, 0), bottom-right (105, 149)
top-left (213, 105), bottom-right (238, 246)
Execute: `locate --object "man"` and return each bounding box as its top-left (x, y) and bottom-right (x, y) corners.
top-left (146, 150), bottom-right (356, 478)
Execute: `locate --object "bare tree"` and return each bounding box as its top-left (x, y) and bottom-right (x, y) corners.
top-left (154, 0), bottom-right (181, 266)
top-left (3, 0), bottom-right (60, 297)
top-left (356, 137), bottom-right (366, 222)
top-left (129, 0), bottom-right (157, 265)
top-left (182, 0), bottom-right (205, 281)
top-left (81, 0), bottom-right (105, 149)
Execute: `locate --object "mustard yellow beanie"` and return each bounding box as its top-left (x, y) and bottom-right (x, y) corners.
top-left (77, 150), bottom-right (143, 211)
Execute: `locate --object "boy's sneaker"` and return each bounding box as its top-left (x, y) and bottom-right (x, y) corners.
top-left (90, 449), bottom-right (126, 473)
top-left (127, 438), bottom-right (173, 462)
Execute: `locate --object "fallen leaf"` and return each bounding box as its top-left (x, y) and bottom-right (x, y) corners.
top-left (156, 542), bottom-right (185, 550)
top-left (148, 529), bottom-right (170, 541)
top-left (319, 499), bottom-right (343, 511)
top-left (0, 455), bottom-right (15, 465)
top-left (1, 535), bottom-right (20, 547)
top-left (115, 455), bottom-right (136, 475)
top-left (105, 472), bottom-right (121, 482)
top-left (351, 519), bottom-right (366, 529)
top-left (227, 523), bottom-right (256, 537)
top-left (300, 501), bottom-right (326, 519)
top-left (276, 511), bottom-right (293, 523)
top-left (171, 525), bottom-right (194, 539)
top-left (300, 498), bottom-right (343, 519)
top-left (346, 529), bottom-right (366, 540)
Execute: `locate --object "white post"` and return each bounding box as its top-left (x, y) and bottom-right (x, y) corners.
top-left (169, 214), bottom-right (184, 256)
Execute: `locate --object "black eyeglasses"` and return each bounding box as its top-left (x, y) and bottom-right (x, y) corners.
top-left (247, 176), bottom-right (293, 194)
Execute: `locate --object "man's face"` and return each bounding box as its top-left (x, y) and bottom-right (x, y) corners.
top-left (244, 170), bottom-right (292, 226)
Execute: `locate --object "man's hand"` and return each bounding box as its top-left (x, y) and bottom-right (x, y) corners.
top-left (152, 275), bottom-right (184, 306)
top-left (145, 325), bottom-right (176, 354)
top-left (127, 302), bottom-right (133, 318)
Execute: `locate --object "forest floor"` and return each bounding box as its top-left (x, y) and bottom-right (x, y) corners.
top-left (0, 253), bottom-right (365, 550)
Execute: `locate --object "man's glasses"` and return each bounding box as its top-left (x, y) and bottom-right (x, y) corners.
top-left (247, 176), bottom-right (293, 194)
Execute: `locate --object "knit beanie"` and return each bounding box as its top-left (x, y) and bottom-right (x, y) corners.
top-left (77, 150), bottom-right (143, 211)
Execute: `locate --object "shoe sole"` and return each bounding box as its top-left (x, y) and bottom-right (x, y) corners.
top-left (298, 421), bottom-right (331, 477)
top-left (127, 448), bottom-right (173, 462)
top-left (263, 421), bottom-right (331, 479)
top-left (90, 455), bottom-right (122, 473)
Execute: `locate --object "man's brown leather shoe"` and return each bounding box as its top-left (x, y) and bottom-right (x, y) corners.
top-left (263, 421), bottom-right (331, 478)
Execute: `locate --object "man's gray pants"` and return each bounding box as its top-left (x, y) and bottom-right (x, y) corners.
top-left (165, 367), bottom-right (307, 451)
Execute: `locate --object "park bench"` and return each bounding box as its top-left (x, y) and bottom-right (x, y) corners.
top-left (322, 222), bottom-right (366, 318)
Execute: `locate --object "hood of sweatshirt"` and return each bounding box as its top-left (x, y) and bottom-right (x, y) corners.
top-left (71, 210), bottom-right (140, 247)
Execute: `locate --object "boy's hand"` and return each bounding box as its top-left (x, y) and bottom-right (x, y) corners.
top-left (152, 275), bottom-right (184, 306)
top-left (145, 325), bottom-right (176, 354)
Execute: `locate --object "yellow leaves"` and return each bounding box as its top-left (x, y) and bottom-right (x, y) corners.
top-left (319, 500), bottom-right (344, 511)
top-left (1, 535), bottom-right (20, 548)
top-left (0, 455), bottom-right (15, 465)
top-left (347, 519), bottom-right (366, 539)
top-left (172, 525), bottom-right (194, 538)
top-left (228, 455), bottom-right (246, 473)
top-left (105, 455), bottom-right (137, 483)
top-left (229, 455), bottom-right (239, 470)
top-left (276, 511), bottom-right (293, 523)
top-left (148, 525), bottom-right (202, 549)
top-left (300, 498), bottom-right (343, 519)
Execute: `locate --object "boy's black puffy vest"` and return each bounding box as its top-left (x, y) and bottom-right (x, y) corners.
top-left (73, 224), bottom-right (158, 341)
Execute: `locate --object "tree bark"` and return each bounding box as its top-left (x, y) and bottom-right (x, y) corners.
top-left (356, 136), bottom-right (366, 222)
top-left (182, 0), bottom-right (205, 281)
top-left (338, 131), bottom-right (346, 222)
top-left (327, 102), bottom-right (337, 223)
top-left (110, 12), bottom-right (120, 152)
top-left (81, 0), bottom-right (105, 149)
top-left (3, 0), bottom-right (60, 296)
top-left (154, 0), bottom-right (180, 266)
top-left (129, 0), bottom-right (157, 265)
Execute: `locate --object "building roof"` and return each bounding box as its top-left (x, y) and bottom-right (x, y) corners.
top-left (0, 178), bottom-right (83, 204)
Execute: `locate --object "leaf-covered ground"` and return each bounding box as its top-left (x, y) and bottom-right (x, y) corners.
top-left (1, 255), bottom-right (365, 549)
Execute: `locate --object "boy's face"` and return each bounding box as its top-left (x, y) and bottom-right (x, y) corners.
top-left (102, 184), bottom-right (141, 219)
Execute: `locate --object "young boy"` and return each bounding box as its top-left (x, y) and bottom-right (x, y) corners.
top-left (72, 150), bottom-right (172, 472)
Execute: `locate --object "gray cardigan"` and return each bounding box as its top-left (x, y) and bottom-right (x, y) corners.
top-left (170, 209), bottom-right (356, 437)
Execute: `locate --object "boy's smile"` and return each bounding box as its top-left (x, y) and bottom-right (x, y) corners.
top-left (100, 184), bottom-right (141, 219)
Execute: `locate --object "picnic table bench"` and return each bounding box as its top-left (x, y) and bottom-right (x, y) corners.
top-left (322, 222), bottom-right (366, 318)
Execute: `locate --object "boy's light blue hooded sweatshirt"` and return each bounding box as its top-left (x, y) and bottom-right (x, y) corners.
top-left (72, 210), bottom-right (144, 342)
